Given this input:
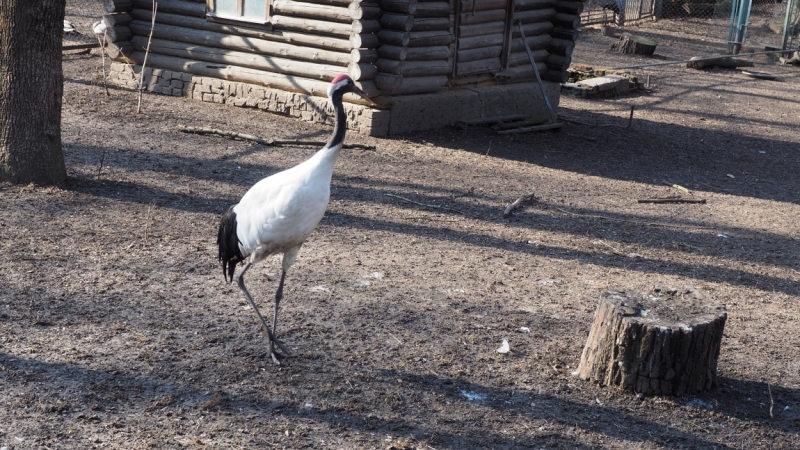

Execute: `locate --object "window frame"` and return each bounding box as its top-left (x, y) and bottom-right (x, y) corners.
top-left (206, 0), bottom-right (273, 27)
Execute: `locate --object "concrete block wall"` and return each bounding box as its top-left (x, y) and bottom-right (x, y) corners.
top-left (107, 63), bottom-right (391, 136)
top-left (107, 62), bottom-right (561, 136)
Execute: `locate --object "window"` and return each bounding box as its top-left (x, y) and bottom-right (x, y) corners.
top-left (207, 0), bottom-right (270, 25)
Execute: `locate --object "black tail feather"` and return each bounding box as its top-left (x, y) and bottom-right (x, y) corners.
top-left (217, 205), bottom-right (245, 283)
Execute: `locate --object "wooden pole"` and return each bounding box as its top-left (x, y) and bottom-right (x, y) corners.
top-left (518, 20), bottom-right (556, 123)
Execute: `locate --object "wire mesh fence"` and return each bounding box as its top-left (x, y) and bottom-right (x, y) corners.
top-left (580, 0), bottom-right (800, 62)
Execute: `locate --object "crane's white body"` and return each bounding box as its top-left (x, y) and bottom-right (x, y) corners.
top-left (234, 144), bottom-right (342, 270)
top-left (217, 73), bottom-right (370, 364)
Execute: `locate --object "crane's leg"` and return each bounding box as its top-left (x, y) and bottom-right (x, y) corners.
top-left (235, 262), bottom-right (289, 363)
top-left (269, 270), bottom-right (288, 364)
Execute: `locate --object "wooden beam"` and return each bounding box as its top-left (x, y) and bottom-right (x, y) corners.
top-left (513, 0), bottom-right (555, 10)
top-left (131, 0), bottom-right (205, 17)
top-left (130, 36), bottom-right (377, 81)
top-left (103, 12), bottom-right (133, 27)
top-left (456, 45), bottom-right (502, 62)
top-left (129, 51), bottom-right (379, 104)
top-left (407, 30), bottom-right (455, 46)
top-left (456, 57), bottom-right (500, 75)
top-left (508, 34), bottom-right (552, 52)
top-left (128, 21), bottom-right (357, 65)
top-left (555, 0), bottom-right (584, 15)
top-left (273, 0), bottom-right (355, 23)
top-left (104, 0), bottom-right (132, 13)
top-left (106, 25), bottom-right (132, 43)
top-left (552, 12), bottom-right (580, 29)
top-left (547, 37), bottom-right (574, 56)
top-left (512, 7), bottom-right (556, 24)
top-left (459, 0), bottom-right (508, 12)
top-left (460, 8), bottom-right (507, 25)
top-left (381, 0), bottom-right (419, 14)
top-left (457, 21), bottom-right (505, 38)
top-left (456, 32), bottom-right (504, 50)
top-left (375, 74), bottom-right (448, 94)
top-left (414, 2), bottom-right (451, 17)
top-left (494, 62), bottom-right (548, 80)
top-left (510, 21), bottom-right (554, 37)
top-left (271, 15), bottom-right (379, 37)
top-left (411, 17), bottom-right (452, 31)
top-left (131, 9), bottom-right (380, 52)
top-left (375, 58), bottom-right (452, 75)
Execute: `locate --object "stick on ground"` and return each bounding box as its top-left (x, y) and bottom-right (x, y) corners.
top-left (503, 192), bottom-right (536, 217)
top-left (768, 383), bottom-right (774, 419)
top-left (638, 198), bottom-right (706, 204)
top-left (178, 126), bottom-right (376, 149)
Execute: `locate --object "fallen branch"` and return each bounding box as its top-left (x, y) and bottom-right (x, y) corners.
top-left (503, 192), bottom-right (536, 217)
top-left (96, 150), bottom-right (107, 179)
top-left (686, 56), bottom-right (753, 70)
top-left (385, 193), bottom-right (465, 215)
top-left (663, 182), bottom-right (690, 195)
top-left (768, 383), bottom-right (774, 419)
top-left (178, 126), bottom-right (376, 149)
top-left (63, 42), bottom-right (103, 51)
top-left (638, 198), bottom-right (706, 204)
top-left (496, 122), bottom-right (563, 134)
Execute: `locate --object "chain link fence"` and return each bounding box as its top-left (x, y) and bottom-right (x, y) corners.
top-left (581, 0), bottom-right (800, 60)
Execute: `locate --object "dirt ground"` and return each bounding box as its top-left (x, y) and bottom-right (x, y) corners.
top-left (1, 2), bottom-right (799, 449)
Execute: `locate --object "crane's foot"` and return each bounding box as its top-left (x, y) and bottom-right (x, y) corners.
top-left (269, 339), bottom-right (291, 365)
top-left (260, 326), bottom-right (291, 365)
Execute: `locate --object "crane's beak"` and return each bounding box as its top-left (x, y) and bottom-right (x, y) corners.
top-left (351, 85), bottom-right (378, 107)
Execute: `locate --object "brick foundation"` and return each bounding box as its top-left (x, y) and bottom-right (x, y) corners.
top-left (108, 62), bottom-right (560, 136)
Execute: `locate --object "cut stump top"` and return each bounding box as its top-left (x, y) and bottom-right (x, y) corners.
top-left (603, 288), bottom-right (725, 329)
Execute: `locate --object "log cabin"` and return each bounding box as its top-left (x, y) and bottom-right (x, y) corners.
top-left (102, 0), bottom-right (583, 135)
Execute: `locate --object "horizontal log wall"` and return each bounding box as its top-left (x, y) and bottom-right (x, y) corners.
top-left (110, 0), bottom-right (571, 101)
top-left (375, 0), bottom-right (453, 94)
top-left (500, 0), bottom-right (580, 82)
top-left (452, 0), bottom-right (510, 76)
top-left (111, 0), bottom-right (385, 104)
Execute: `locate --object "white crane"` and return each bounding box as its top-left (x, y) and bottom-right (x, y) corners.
top-left (217, 74), bottom-right (373, 364)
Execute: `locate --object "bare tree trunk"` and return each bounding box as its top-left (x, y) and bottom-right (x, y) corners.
top-left (0, 0), bottom-right (67, 185)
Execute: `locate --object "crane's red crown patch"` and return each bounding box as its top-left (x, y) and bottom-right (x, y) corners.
top-left (331, 73), bottom-right (351, 85)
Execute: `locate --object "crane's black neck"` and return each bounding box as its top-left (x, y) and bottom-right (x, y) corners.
top-left (326, 90), bottom-right (348, 150)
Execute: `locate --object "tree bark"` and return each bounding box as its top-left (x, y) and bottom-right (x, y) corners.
top-left (0, 0), bottom-right (67, 185)
top-left (613, 33), bottom-right (658, 56)
top-left (578, 290), bottom-right (726, 396)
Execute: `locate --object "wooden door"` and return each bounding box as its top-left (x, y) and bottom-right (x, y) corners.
top-left (453, 0), bottom-right (514, 75)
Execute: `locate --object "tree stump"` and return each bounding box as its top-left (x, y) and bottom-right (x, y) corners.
top-left (578, 290), bottom-right (726, 396)
top-left (612, 33), bottom-right (657, 56)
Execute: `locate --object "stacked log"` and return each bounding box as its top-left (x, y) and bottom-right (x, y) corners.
top-left (103, 0), bottom-right (135, 63)
top-left (493, 0), bottom-right (581, 82)
top-left (452, 0), bottom-right (513, 76)
top-left (543, 0), bottom-right (581, 82)
top-left (112, 0), bottom-right (381, 102)
top-left (374, 0), bottom-right (454, 95)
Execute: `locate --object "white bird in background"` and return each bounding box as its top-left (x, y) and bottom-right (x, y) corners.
top-left (63, 20), bottom-right (79, 35)
top-left (92, 21), bottom-right (107, 36)
top-left (217, 74), bottom-right (373, 364)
